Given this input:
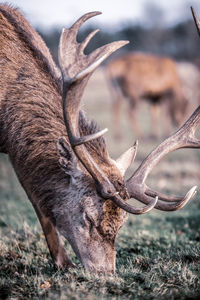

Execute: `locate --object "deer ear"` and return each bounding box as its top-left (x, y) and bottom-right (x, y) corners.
top-left (116, 142), bottom-right (138, 176)
top-left (56, 136), bottom-right (77, 175)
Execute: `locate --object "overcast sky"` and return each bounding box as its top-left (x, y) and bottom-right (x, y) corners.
top-left (3, 0), bottom-right (200, 30)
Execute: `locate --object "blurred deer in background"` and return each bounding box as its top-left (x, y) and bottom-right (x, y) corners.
top-left (0, 5), bottom-right (199, 273)
top-left (107, 52), bottom-right (188, 139)
top-left (177, 61), bottom-right (200, 117)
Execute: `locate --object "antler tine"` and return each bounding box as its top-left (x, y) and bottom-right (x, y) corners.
top-left (74, 40), bottom-right (129, 82)
top-left (126, 105), bottom-right (200, 211)
top-left (145, 186), bottom-right (198, 202)
top-left (71, 11), bottom-right (101, 33)
top-left (179, 104), bottom-right (200, 147)
top-left (110, 194), bottom-right (158, 215)
top-left (59, 12), bottom-right (129, 147)
top-left (127, 184), bottom-right (196, 211)
top-left (80, 29), bottom-right (100, 53)
top-left (58, 13), bottom-right (158, 215)
top-left (59, 11), bottom-right (129, 81)
top-left (191, 7), bottom-right (200, 36)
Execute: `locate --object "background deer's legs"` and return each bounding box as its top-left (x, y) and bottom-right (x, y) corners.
top-left (150, 102), bottom-right (160, 139)
top-left (111, 90), bottom-right (123, 139)
top-left (161, 98), bottom-right (173, 137)
top-left (128, 99), bottom-right (143, 138)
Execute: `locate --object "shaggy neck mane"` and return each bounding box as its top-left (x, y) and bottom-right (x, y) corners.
top-left (0, 5), bottom-right (61, 91)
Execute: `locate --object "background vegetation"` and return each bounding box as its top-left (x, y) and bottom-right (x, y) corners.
top-left (38, 4), bottom-right (200, 65)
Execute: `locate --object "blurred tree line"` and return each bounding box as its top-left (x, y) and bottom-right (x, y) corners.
top-left (39, 18), bottom-right (200, 65)
top-left (38, 0), bottom-right (200, 65)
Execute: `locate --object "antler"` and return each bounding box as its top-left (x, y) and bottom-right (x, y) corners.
top-left (191, 7), bottom-right (200, 36)
top-left (58, 12), bottom-right (158, 214)
top-left (126, 105), bottom-right (200, 211)
top-left (125, 7), bottom-right (200, 211)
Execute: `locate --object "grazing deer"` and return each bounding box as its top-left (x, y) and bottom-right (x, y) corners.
top-left (177, 61), bottom-right (200, 118)
top-left (107, 52), bottom-right (188, 139)
top-left (0, 4), bottom-right (199, 274)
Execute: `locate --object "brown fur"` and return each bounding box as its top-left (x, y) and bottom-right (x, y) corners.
top-left (0, 4), bottom-right (128, 273)
top-left (107, 52), bottom-right (187, 138)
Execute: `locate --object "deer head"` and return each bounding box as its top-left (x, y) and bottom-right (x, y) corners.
top-left (51, 11), bottom-right (199, 273)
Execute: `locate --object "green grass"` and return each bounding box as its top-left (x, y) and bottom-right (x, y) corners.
top-left (0, 68), bottom-right (200, 299)
top-left (0, 172), bottom-right (200, 299)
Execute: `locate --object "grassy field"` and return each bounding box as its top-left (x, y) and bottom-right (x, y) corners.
top-left (0, 68), bottom-right (200, 299)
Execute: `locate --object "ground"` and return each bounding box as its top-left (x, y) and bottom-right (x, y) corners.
top-left (0, 68), bottom-right (200, 299)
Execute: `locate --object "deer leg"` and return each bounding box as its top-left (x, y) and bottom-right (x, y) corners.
top-left (161, 98), bottom-right (172, 137)
top-left (33, 204), bottom-right (75, 270)
top-left (150, 103), bottom-right (160, 139)
top-left (128, 100), bottom-right (143, 138)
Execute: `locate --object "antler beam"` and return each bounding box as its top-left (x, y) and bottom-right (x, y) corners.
top-left (191, 6), bottom-right (200, 36)
top-left (126, 105), bottom-right (200, 211)
top-left (58, 12), bottom-right (158, 215)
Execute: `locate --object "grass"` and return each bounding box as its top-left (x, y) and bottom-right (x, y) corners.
top-left (0, 68), bottom-right (200, 299)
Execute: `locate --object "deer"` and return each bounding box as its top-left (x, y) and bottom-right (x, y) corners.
top-left (107, 52), bottom-right (188, 139)
top-left (0, 4), bottom-right (199, 274)
top-left (176, 61), bottom-right (200, 118)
